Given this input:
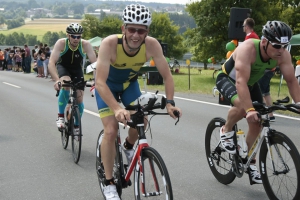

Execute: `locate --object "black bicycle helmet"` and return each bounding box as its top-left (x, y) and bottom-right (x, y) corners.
top-left (262, 21), bottom-right (292, 43)
top-left (66, 23), bottom-right (83, 34)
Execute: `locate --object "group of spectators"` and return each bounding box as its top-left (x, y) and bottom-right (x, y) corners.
top-left (0, 45), bottom-right (31, 73)
top-left (0, 43), bottom-right (52, 79)
top-left (32, 43), bottom-right (51, 78)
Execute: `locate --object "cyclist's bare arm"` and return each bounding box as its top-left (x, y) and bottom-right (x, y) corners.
top-left (145, 36), bottom-right (182, 118)
top-left (278, 50), bottom-right (300, 103)
top-left (95, 35), bottom-right (130, 123)
top-left (48, 39), bottom-right (66, 89)
top-left (234, 41), bottom-right (255, 108)
top-left (82, 40), bottom-right (97, 64)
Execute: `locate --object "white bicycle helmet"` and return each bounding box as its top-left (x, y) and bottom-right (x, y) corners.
top-left (134, 93), bottom-right (154, 106)
top-left (122, 4), bottom-right (152, 27)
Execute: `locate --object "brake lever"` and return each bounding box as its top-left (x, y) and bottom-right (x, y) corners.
top-left (56, 82), bottom-right (61, 97)
top-left (173, 110), bottom-right (180, 125)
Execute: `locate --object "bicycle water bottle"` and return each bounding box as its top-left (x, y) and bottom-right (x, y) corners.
top-left (236, 129), bottom-right (248, 158)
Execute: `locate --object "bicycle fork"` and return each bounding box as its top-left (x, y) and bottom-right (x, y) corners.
top-left (261, 128), bottom-right (290, 176)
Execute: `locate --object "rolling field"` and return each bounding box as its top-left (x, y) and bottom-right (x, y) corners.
top-left (0, 18), bottom-right (82, 41)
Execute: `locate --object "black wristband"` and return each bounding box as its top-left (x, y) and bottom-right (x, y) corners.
top-left (166, 99), bottom-right (175, 106)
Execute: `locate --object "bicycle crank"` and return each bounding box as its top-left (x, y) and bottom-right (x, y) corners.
top-left (231, 154), bottom-right (244, 178)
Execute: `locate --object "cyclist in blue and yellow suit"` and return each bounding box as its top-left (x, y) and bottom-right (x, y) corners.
top-left (94, 4), bottom-right (182, 199)
top-left (48, 23), bottom-right (97, 131)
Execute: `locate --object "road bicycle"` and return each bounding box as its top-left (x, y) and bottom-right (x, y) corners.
top-left (96, 91), bottom-right (180, 199)
top-left (56, 78), bottom-right (86, 164)
top-left (205, 96), bottom-right (300, 200)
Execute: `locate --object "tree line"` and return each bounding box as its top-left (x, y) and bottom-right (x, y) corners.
top-left (2, 0), bottom-right (300, 65)
top-left (185, 0), bottom-right (300, 66)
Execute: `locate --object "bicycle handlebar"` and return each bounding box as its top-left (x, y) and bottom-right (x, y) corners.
top-left (125, 92), bottom-right (180, 127)
top-left (55, 78), bottom-right (86, 97)
top-left (253, 96), bottom-right (300, 115)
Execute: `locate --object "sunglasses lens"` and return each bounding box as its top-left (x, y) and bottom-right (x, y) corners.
top-left (127, 27), bottom-right (147, 34)
top-left (272, 44), bottom-right (281, 49)
top-left (127, 28), bottom-right (136, 33)
top-left (137, 29), bottom-right (147, 34)
top-left (71, 35), bottom-right (81, 39)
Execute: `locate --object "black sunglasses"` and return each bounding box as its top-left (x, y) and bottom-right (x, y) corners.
top-left (126, 27), bottom-right (148, 35)
top-left (268, 41), bottom-right (289, 49)
top-left (70, 35), bottom-right (82, 39)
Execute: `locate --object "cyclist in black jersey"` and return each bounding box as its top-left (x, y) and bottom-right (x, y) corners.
top-left (216, 21), bottom-right (300, 184)
top-left (48, 23), bottom-right (97, 132)
top-left (94, 4), bottom-right (182, 200)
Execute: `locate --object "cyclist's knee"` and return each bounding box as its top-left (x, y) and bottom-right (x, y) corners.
top-left (103, 128), bottom-right (118, 141)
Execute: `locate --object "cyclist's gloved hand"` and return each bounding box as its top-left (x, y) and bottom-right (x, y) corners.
top-left (115, 108), bottom-right (131, 125)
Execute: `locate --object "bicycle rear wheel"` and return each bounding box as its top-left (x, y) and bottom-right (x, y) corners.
top-left (134, 147), bottom-right (173, 200)
top-left (205, 117), bottom-right (236, 185)
top-left (259, 130), bottom-right (300, 200)
top-left (70, 106), bottom-right (82, 164)
top-left (96, 130), bottom-right (123, 198)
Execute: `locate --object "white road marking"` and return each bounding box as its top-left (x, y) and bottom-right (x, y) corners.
top-left (83, 93), bottom-right (300, 121)
top-left (3, 82), bottom-right (21, 88)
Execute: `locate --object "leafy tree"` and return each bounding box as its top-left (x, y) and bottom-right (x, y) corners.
top-left (185, 0), bottom-right (270, 65)
top-left (70, 3), bottom-right (84, 15)
top-left (5, 34), bottom-right (17, 45)
top-left (150, 12), bottom-right (187, 59)
top-left (0, 34), bottom-right (6, 45)
top-left (53, 4), bottom-right (69, 15)
top-left (82, 14), bottom-right (122, 39)
top-left (82, 14), bottom-right (102, 39)
top-left (42, 31), bottom-right (60, 46)
top-left (98, 15), bottom-right (123, 37)
top-left (86, 4), bottom-right (98, 13)
top-left (0, 15), bottom-right (6, 25)
top-left (28, 0), bottom-right (40, 9)
top-left (25, 34), bottom-right (38, 46)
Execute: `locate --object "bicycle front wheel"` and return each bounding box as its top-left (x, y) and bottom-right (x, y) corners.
top-left (61, 129), bottom-right (69, 149)
top-left (205, 117), bottom-right (236, 185)
top-left (70, 106), bottom-right (82, 164)
top-left (259, 130), bottom-right (300, 200)
top-left (134, 147), bottom-right (173, 200)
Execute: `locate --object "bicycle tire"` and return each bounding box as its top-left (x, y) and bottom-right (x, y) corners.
top-left (259, 130), bottom-right (300, 200)
top-left (134, 147), bottom-right (173, 200)
top-left (71, 106), bottom-right (82, 164)
top-left (205, 117), bottom-right (236, 185)
top-left (61, 129), bottom-right (69, 149)
top-left (96, 130), bottom-right (123, 198)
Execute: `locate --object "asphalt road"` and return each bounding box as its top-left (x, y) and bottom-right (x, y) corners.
top-left (1, 71), bottom-right (299, 200)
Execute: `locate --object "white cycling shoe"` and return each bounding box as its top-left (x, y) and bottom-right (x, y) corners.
top-left (103, 184), bottom-right (120, 200)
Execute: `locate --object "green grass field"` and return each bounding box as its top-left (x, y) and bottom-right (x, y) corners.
top-left (1, 18), bottom-right (82, 41)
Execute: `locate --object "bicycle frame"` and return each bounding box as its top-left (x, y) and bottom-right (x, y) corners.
top-left (234, 114), bottom-right (293, 179)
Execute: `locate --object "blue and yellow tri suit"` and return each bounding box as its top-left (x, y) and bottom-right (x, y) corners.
top-left (95, 34), bottom-right (147, 118)
top-left (216, 39), bottom-right (277, 104)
